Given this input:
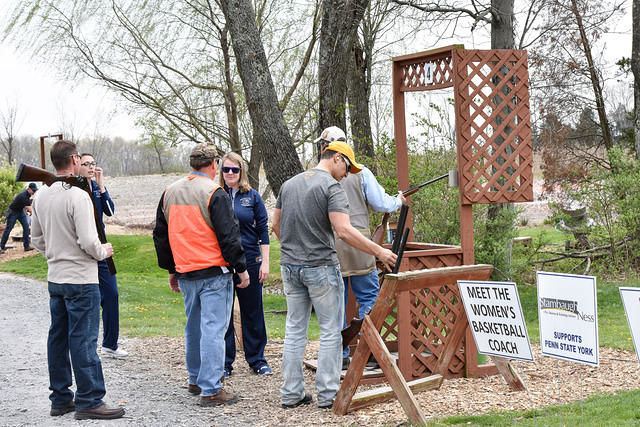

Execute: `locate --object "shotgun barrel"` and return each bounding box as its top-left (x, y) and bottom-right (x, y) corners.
top-left (16, 163), bottom-right (117, 275)
top-left (371, 172), bottom-right (450, 246)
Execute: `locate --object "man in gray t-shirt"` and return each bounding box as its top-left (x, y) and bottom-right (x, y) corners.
top-left (273, 136), bottom-right (396, 410)
top-left (276, 168), bottom-right (348, 266)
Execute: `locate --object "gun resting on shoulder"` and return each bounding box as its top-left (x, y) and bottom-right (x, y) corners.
top-left (16, 163), bottom-right (117, 275)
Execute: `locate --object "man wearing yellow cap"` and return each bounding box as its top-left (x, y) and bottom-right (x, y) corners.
top-left (272, 128), bottom-right (397, 410)
top-left (315, 127), bottom-right (406, 370)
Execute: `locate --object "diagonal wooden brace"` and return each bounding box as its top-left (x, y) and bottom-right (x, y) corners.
top-left (360, 315), bottom-right (428, 425)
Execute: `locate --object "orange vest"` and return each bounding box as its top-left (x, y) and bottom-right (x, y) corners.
top-left (162, 174), bottom-right (228, 273)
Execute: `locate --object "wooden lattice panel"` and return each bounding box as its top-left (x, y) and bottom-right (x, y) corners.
top-left (404, 253), bottom-right (463, 271)
top-left (398, 49), bottom-right (455, 92)
top-left (453, 49), bottom-right (533, 205)
top-left (379, 298), bottom-right (398, 343)
top-left (407, 285), bottom-right (465, 378)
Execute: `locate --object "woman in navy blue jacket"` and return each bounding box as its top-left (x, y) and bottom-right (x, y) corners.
top-left (219, 152), bottom-right (272, 375)
top-left (79, 153), bottom-right (127, 357)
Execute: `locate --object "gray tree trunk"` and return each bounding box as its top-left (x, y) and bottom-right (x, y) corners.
top-left (488, 0), bottom-right (515, 221)
top-left (347, 38), bottom-right (374, 161)
top-left (220, 26), bottom-right (242, 154)
top-left (570, 0), bottom-right (614, 152)
top-left (633, 0), bottom-right (640, 160)
top-left (318, 0), bottom-right (370, 131)
top-left (219, 0), bottom-right (303, 195)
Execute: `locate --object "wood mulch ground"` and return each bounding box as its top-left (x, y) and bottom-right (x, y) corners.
top-left (129, 335), bottom-right (640, 426)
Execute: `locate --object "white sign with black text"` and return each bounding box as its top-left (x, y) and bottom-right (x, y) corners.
top-left (424, 62), bottom-right (435, 84)
top-left (537, 271), bottom-right (599, 367)
top-left (619, 287), bottom-right (640, 364)
top-left (457, 280), bottom-right (534, 362)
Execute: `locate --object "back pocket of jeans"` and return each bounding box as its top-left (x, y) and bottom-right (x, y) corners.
top-left (301, 266), bottom-right (330, 288)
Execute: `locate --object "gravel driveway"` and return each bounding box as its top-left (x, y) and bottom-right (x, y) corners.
top-left (0, 273), bottom-right (251, 427)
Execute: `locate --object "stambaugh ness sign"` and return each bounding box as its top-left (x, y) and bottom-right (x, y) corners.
top-left (537, 271), bottom-right (599, 366)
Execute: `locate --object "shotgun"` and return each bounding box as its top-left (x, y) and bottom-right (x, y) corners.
top-left (16, 163), bottom-right (117, 275)
top-left (371, 172), bottom-right (450, 246)
top-left (341, 223), bottom-right (410, 351)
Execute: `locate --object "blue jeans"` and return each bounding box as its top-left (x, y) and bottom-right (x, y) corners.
top-left (280, 264), bottom-right (344, 407)
top-left (47, 282), bottom-right (106, 410)
top-left (343, 270), bottom-right (380, 357)
top-left (98, 260), bottom-right (120, 350)
top-left (179, 273), bottom-right (233, 397)
top-left (224, 263), bottom-right (268, 372)
top-left (0, 209), bottom-right (30, 249)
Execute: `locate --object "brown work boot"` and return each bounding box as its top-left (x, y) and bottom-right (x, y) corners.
top-left (74, 403), bottom-right (125, 420)
top-left (199, 389), bottom-right (238, 406)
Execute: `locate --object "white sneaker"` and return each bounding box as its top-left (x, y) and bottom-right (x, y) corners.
top-left (102, 347), bottom-right (128, 357)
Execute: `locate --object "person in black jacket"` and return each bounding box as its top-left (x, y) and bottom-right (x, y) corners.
top-left (79, 154), bottom-right (126, 357)
top-left (0, 182), bottom-right (38, 253)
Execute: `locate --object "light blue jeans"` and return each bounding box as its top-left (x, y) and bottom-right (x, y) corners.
top-left (343, 270), bottom-right (380, 358)
top-left (280, 264), bottom-right (344, 407)
top-left (179, 273), bottom-right (233, 397)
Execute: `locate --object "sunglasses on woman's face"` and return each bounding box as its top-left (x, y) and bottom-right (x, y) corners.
top-left (222, 166), bottom-right (241, 174)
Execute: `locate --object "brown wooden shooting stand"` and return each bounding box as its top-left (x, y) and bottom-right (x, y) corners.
top-left (336, 45), bottom-right (533, 421)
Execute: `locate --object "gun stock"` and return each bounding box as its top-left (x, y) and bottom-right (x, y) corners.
top-left (341, 315), bottom-right (365, 351)
top-left (17, 163), bottom-right (75, 187)
top-left (371, 212), bottom-right (389, 246)
top-left (16, 163), bottom-right (117, 275)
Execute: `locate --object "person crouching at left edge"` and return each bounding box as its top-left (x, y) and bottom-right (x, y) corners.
top-left (153, 143), bottom-right (249, 406)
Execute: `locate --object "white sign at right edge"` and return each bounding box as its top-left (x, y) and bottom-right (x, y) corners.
top-left (537, 271), bottom-right (599, 367)
top-left (619, 287), bottom-right (640, 364)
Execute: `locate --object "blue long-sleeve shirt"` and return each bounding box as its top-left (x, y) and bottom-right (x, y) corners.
top-left (89, 180), bottom-right (115, 233)
top-left (225, 185), bottom-right (270, 267)
top-left (359, 166), bottom-right (402, 213)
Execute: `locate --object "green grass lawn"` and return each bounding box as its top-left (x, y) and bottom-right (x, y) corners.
top-left (517, 224), bottom-right (574, 247)
top-left (432, 388), bottom-right (640, 426)
top-left (0, 235), bottom-right (320, 339)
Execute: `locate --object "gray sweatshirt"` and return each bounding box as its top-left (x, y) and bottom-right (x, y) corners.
top-left (31, 181), bottom-right (107, 284)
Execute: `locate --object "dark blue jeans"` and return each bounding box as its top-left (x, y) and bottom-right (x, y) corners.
top-left (48, 282), bottom-right (106, 410)
top-left (0, 209), bottom-right (30, 249)
top-left (224, 264), bottom-right (268, 372)
top-left (98, 260), bottom-right (120, 350)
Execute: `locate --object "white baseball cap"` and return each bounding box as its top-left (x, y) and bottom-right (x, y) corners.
top-left (314, 126), bottom-right (347, 144)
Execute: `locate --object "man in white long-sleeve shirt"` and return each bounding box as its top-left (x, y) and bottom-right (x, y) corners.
top-left (31, 140), bottom-right (124, 421)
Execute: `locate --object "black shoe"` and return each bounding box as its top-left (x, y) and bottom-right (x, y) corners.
top-left (366, 354), bottom-right (380, 369)
top-left (24, 246), bottom-right (35, 252)
top-left (188, 383), bottom-right (201, 395)
top-left (342, 356), bottom-right (350, 370)
top-left (50, 401), bottom-right (75, 416)
top-left (282, 393), bottom-right (312, 408)
top-left (318, 401), bottom-right (333, 409)
top-left (74, 403), bottom-right (125, 420)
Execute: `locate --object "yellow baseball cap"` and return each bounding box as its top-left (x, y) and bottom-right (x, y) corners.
top-left (325, 140), bottom-right (363, 174)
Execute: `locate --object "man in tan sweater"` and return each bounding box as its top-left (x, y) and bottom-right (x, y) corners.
top-left (31, 140), bottom-right (124, 420)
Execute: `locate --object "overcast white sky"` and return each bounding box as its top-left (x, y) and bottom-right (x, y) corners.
top-left (0, 43), bottom-right (141, 141)
top-left (0, 1), bottom-right (632, 143)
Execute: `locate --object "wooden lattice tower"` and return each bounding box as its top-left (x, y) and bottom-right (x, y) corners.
top-left (393, 45), bottom-right (533, 264)
top-left (368, 45), bottom-right (534, 381)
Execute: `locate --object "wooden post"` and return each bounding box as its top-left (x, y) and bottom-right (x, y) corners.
top-left (334, 277), bottom-right (400, 415)
top-left (491, 357), bottom-right (527, 391)
top-left (360, 316), bottom-right (427, 425)
top-left (233, 296), bottom-right (243, 349)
